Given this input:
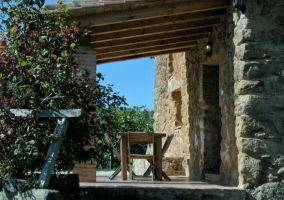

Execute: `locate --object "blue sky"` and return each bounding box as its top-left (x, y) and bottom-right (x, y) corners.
top-left (44, 0), bottom-right (155, 110)
top-left (97, 58), bottom-right (155, 110)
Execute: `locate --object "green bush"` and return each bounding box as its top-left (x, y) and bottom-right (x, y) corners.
top-left (96, 106), bottom-right (154, 169)
top-left (0, 0), bottom-right (126, 181)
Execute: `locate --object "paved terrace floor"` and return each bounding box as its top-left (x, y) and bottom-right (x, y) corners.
top-left (79, 172), bottom-right (247, 200)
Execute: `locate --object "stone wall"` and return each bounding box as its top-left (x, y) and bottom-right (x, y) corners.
top-left (154, 0), bottom-right (284, 198)
top-left (154, 6), bottom-right (238, 185)
top-left (213, 8), bottom-right (238, 186)
top-left (185, 24), bottom-right (238, 183)
top-left (154, 53), bottom-right (189, 176)
top-left (233, 0), bottom-right (284, 198)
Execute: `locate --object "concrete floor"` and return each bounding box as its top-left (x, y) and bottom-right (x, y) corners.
top-left (79, 172), bottom-right (246, 200)
top-left (82, 173), bottom-right (240, 189)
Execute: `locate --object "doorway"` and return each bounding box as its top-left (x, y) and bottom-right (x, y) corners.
top-left (202, 65), bottom-right (222, 178)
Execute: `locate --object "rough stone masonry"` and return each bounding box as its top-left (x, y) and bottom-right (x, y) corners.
top-left (154, 0), bottom-right (284, 199)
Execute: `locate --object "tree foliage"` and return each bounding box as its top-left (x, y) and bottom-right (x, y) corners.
top-left (96, 106), bottom-right (154, 169)
top-left (0, 0), bottom-right (127, 180)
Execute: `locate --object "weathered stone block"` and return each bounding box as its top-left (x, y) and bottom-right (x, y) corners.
top-left (238, 14), bottom-right (277, 32)
top-left (277, 167), bottom-right (284, 180)
top-left (2, 179), bottom-right (29, 193)
top-left (238, 137), bottom-right (284, 155)
top-left (234, 61), bottom-right (266, 81)
top-left (248, 181), bottom-right (284, 200)
top-left (162, 157), bottom-right (185, 176)
top-left (272, 155), bottom-right (284, 169)
top-left (0, 189), bottom-right (60, 200)
top-left (236, 115), bottom-right (261, 137)
top-left (235, 95), bottom-right (284, 115)
top-left (236, 80), bottom-right (264, 95)
top-left (240, 60), bottom-right (283, 80)
top-left (237, 138), bottom-right (267, 153)
top-left (235, 43), bottom-right (283, 60)
top-left (238, 153), bottom-right (263, 188)
top-left (236, 114), bottom-right (284, 139)
top-left (233, 28), bottom-right (252, 46)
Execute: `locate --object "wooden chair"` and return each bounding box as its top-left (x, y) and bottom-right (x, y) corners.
top-left (104, 133), bottom-right (136, 180)
top-left (143, 134), bottom-right (174, 181)
top-left (127, 132), bottom-right (156, 181)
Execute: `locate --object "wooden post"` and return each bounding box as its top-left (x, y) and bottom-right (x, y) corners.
top-left (120, 136), bottom-right (127, 180)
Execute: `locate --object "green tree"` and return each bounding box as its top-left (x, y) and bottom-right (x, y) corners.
top-left (96, 106), bottom-right (154, 169)
top-left (0, 0), bottom-right (126, 180)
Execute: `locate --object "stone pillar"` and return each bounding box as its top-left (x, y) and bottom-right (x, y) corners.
top-left (233, 0), bottom-right (284, 195)
top-left (181, 9), bottom-right (238, 184)
top-left (72, 47), bottom-right (97, 182)
top-left (74, 46), bottom-right (97, 80)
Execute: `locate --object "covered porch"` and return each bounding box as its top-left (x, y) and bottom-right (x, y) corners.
top-left (45, 1), bottom-right (284, 199)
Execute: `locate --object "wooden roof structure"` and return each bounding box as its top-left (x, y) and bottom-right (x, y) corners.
top-left (45, 0), bottom-right (231, 64)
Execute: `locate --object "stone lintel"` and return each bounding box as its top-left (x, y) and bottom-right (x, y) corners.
top-left (1, 109), bottom-right (82, 118)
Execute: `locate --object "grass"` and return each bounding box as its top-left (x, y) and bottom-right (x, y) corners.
top-left (96, 168), bottom-right (116, 172)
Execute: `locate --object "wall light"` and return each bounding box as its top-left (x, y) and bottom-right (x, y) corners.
top-left (205, 41), bottom-right (212, 57)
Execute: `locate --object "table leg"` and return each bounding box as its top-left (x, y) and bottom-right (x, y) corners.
top-left (120, 136), bottom-right (127, 180)
top-left (155, 136), bottom-right (162, 181)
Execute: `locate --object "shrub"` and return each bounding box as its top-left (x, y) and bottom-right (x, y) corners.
top-left (0, 0), bottom-right (126, 180)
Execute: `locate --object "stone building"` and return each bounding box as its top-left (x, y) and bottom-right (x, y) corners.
top-left (46, 0), bottom-right (284, 198)
top-left (153, 1), bottom-right (284, 198)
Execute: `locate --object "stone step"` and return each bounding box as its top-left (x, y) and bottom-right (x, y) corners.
top-left (79, 185), bottom-right (246, 200)
top-left (82, 175), bottom-right (246, 200)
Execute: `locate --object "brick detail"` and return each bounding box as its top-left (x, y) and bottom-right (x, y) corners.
top-left (72, 46), bottom-right (97, 182)
top-left (73, 136), bottom-right (97, 182)
top-left (74, 47), bottom-right (96, 79)
top-left (73, 160), bottom-right (96, 182)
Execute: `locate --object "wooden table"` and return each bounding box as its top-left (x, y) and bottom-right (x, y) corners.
top-left (117, 132), bottom-right (166, 181)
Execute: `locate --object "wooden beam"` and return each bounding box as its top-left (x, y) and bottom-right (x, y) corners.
top-left (91, 18), bottom-right (220, 42)
top-left (91, 27), bottom-right (212, 49)
top-left (70, 0), bottom-right (230, 28)
top-left (91, 8), bottom-right (226, 35)
top-left (96, 35), bottom-right (204, 55)
top-left (97, 47), bottom-right (193, 65)
top-left (97, 41), bottom-right (197, 61)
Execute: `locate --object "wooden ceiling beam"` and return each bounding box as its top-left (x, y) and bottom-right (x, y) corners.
top-left (91, 27), bottom-right (212, 49)
top-left (96, 35), bottom-right (204, 55)
top-left (97, 47), bottom-right (193, 65)
top-left (67, 0), bottom-right (231, 63)
top-left (97, 41), bottom-right (197, 61)
top-left (91, 8), bottom-right (226, 35)
top-left (70, 0), bottom-right (230, 28)
top-left (91, 18), bottom-right (220, 42)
